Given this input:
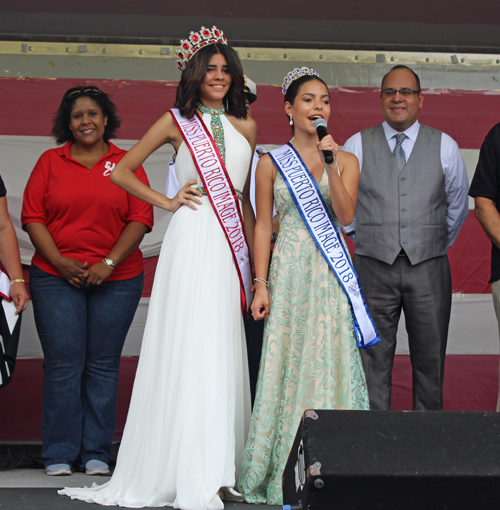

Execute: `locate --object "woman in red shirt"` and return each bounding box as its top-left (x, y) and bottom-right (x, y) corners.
top-left (22, 86), bottom-right (154, 477)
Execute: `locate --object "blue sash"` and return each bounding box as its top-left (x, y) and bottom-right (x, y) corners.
top-left (269, 143), bottom-right (379, 349)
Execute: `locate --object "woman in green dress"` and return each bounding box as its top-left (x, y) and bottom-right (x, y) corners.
top-left (239, 68), bottom-right (369, 505)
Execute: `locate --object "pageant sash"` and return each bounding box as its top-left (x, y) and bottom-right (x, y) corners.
top-left (0, 269), bottom-right (11, 302)
top-left (269, 143), bottom-right (379, 348)
top-left (170, 108), bottom-right (252, 313)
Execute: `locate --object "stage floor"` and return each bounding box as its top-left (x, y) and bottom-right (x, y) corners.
top-left (0, 444), bottom-right (277, 510)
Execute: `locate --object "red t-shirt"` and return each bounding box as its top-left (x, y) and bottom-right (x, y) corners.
top-left (22, 141), bottom-right (154, 281)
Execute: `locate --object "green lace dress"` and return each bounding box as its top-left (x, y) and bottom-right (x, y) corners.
top-left (238, 169), bottom-right (369, 505)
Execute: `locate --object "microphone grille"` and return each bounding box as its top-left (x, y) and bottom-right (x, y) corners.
top-left (313, 118), bottom-right (328, 130)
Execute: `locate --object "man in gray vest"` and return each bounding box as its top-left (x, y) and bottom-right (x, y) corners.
top-left (343, 65), bottom-right (469, 410)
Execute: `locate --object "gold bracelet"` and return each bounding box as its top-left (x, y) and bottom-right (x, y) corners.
top-left (102, 259), bottom-right (115, 270)
top-left (10, 278), bottom-right (25, 285)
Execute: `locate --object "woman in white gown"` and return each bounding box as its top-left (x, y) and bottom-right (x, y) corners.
top-left (60, 26), bottom-right (256, 509)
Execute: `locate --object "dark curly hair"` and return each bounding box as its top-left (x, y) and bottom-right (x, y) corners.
top-left (175, 43), bottom-right (247, 120)
top-left (284, 75), bottom-right (330, 133)
top-left (52, 86), bottom-right (121, 145)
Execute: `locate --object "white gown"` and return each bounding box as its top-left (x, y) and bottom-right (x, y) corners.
top-left (60, 113), bottom-right (252, 509)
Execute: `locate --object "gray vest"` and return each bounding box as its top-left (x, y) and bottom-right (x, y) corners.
top-left (355, 124), bottom-right (447, 265)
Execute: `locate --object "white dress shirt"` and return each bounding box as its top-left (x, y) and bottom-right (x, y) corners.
top-left (342, 121), bottom-right (469, 248)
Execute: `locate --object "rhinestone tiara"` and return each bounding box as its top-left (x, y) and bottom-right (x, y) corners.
top-left (282, 67), bottom-right (321, 94)
top-left (176, 26), bottom-right (228, 72)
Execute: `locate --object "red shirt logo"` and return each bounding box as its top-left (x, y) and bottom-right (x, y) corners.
top-left (103, 161), bottom-right (116, 176)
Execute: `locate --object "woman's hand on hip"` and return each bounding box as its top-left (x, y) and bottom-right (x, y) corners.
top-left (82, 261), bottom-right (114, 286)
top-left (54, 257), bottom-right (88, 287)
top-left (168, 180), bottom-right (203, 212)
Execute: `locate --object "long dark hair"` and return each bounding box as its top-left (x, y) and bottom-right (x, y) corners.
top-left (284, 75), bottom-right (330, 132)
top-left (175, 44), bottom-right (247, 120)
top-left (52, 86), bottom-right (121, 145)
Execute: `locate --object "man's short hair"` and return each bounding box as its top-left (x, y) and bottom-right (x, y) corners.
top-left (381, 65), bottom-right (421, 92)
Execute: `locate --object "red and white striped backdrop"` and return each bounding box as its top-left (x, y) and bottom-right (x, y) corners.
top-left (0, 77), bottom-right (498, 440)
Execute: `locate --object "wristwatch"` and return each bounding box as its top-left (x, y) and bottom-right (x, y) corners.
top-left (103, 258), bottom-right (115, 269)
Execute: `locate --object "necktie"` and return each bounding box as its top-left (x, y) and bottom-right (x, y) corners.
top-left (393, 133), bottom-right (407, 170)
top-left (197, 104), bottom-right (225, 163)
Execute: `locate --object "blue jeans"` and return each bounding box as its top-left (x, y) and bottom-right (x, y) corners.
top-left (29, 265), bottom-right (144, 467)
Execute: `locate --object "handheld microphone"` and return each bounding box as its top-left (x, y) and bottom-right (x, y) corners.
top-left (313, 118), bottom-right (334, 165)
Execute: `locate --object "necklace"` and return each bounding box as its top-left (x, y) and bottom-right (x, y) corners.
top-left (197, 103), bottom-right (226, 163)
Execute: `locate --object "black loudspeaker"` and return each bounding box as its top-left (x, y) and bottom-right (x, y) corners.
top-left (283, 410), bottom-right (500, 510)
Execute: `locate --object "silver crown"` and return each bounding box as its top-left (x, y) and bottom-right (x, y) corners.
top-left (282, 67), bottom-right (321, 94)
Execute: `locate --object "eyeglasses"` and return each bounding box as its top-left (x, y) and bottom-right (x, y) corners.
top-left (65, 87), bottom-right (101, 99)
top-left (381, 88), bottom-right (420, 97)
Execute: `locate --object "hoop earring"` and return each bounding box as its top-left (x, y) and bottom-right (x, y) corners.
top-left (289, 115), bottom-right (293, 126)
